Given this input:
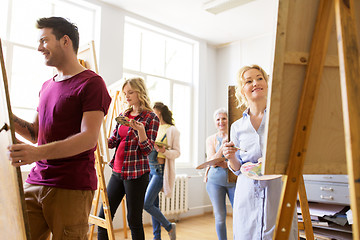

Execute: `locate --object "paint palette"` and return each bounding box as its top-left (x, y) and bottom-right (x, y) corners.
top-left (115, 116), bottom-right (131, 126)
top-left (240, 161), bottom-right (281, 180)
top-left (195, 157), bottom-right (226, 169)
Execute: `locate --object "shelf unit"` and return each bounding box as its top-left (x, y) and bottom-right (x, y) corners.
top-left (299, 175), bottom-right (352, 239)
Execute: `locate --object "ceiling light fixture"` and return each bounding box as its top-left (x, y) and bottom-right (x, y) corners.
top-left (203, 0), bottom-right (255, 14)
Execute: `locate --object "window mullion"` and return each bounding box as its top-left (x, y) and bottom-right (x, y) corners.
top-left (6, 0), bottom-right (13, 39)
top-left (164, 39), bottom-right (167, 78)
top-left (4, 41), bottom-right (13, 90)
top-left (139, 32), bottom-right (143, 72)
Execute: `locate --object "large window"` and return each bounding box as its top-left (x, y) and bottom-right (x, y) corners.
top-left (1, 0), bottom-right (99, 119)
top-left (1, 0), bottom-right (99, 170)
top-left (122, 18), bottom-right (198, 166)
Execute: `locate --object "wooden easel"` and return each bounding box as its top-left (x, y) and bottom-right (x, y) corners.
top-left (0, 38), bottom-right (30, 239)
top-left (77, 41), bottom-right (115, 240)
top-left (88, 130), bottom-right (116, 240)
top-left (88, 88), bottom-right (129, 240)
top-left (297, 177), bottom-right (314, 239)
top-left (271, 0), bottom-right (360, 239)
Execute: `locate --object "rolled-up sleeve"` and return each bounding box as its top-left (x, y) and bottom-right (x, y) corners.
top-left (108, 123), bottom-right (120, 149)
top-left (139, 113), bottom-right (159, 156)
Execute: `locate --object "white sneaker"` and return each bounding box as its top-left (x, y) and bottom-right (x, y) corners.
top-left (168, 223), bottom-right (176, 240)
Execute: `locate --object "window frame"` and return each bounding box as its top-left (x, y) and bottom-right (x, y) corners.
top-left (120, 18), bottom-right (198, 167)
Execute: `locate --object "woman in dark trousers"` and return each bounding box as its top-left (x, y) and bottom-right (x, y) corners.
top-left (98, 77), bottom-right (159, 240)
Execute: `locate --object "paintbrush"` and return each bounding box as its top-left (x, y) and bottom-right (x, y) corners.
top-left (232, 146), bottom-right (247, 152)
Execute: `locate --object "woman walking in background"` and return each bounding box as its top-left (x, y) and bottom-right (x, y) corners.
top-left (223, 65), bottom-right (297, 240)
top-left (144, 102), bottom-right (180, 240)
top-left (98, 77), bottom-right (159, 240)
top-left (205, 108), bottom-right (236, 240)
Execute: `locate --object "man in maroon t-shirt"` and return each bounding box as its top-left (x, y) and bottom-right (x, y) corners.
top-left (7, 17), bottom-right (111, 240)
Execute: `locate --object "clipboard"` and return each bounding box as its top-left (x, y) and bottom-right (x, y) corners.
top-left (155, 141), bottom-right (170, 149)
top-left (196, 157), bottom-right (225, 170)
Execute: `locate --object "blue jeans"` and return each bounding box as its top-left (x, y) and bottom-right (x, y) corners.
top-left (206, 181), bottom-right (235, 240)
top-left (144, 164), bottom-right (172, 240)
top-left (98, 171), bottom-right (149, 240)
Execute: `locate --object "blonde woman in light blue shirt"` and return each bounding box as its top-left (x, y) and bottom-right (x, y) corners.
top-left (223, 65), bottom-right (297, 240)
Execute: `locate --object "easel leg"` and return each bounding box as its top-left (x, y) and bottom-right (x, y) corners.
top-left (274, 0), bottom-right (334, 239)
top-left (298, 176), bottom-right (314, 240)
top-left (335, 0), bottom-right (360, 239)
top-left (121, 199), bottom-right (128, 239)
top-left (88, 187), bottom-right (101, 239)
top-left (88, 147), bottom-right (115, 240)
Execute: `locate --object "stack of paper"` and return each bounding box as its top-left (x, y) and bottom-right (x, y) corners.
top-left (297, 202), bottom-right (353, 239)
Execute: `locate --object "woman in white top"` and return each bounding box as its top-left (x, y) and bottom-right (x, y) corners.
top-left (223, 65), bottom-right (297, 240)
top-left (144, 102), bottom-right (180, 240)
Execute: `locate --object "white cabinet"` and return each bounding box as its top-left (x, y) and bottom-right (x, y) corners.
top-left (303, 175), bottom-right (350, 205)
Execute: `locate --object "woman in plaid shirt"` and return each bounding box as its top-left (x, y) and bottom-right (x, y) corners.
top-left (98, 77), bottom-right (160, 240)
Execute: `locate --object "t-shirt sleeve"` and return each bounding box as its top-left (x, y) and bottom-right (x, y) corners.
top-left (81, 76), bottom-right (112, 115)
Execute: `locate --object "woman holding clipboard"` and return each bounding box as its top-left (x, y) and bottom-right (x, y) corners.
top-left (144, 102), bottom-right (180, 240)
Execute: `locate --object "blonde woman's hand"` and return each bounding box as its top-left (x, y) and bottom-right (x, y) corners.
top-left (129, 119), bottom-right (148, 143)
top-left (222, 141), bottom-right (237, 160)
top-left (223, 141), bottom-right (241, 171)
top-left (129, 119), bottom-right (145, 132)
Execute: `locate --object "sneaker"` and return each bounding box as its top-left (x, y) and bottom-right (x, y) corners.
top-left (168, 223), bottom-right (176, 240)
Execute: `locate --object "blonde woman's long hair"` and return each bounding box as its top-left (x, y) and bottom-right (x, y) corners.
top-left (235, 64), bottom-right (269, 109)
top-left (122, 77), bottom-right (152, 113)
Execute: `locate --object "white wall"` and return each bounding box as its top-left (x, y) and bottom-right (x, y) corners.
top-left (85, 0), bottom-right (125, 86)
top-left (210, 33), bottom-right (276, 114)
top-left (204, 46), bottom-right (219, 137)
top-left (97, 6), bottom-right (125, 85)
top-left (239, 33), bottom-right (275, 75)
top-left (213, 42), bottom-right (242, 118)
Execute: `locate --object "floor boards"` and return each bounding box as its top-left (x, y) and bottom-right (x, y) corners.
top-left (94, 212), bottom-right (233, 240)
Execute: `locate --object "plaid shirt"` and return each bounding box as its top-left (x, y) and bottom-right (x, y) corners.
top-left (108, 110), bottom-right (159, 180)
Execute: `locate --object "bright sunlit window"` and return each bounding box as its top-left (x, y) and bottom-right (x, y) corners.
top-left (121, 18), bottom-right (198, 166)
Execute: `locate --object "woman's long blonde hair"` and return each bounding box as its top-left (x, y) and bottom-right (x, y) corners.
top-left (235, 64), bottom-right (269, 108)
top-left (122, 77), bottom-right (152, 113)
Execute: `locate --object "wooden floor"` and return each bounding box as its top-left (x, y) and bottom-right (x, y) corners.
top-left (94, 213), bottom-right (233, 240)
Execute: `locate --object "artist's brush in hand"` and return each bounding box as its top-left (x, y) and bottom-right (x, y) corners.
top-left (232, 146), bottom-right (247, 152)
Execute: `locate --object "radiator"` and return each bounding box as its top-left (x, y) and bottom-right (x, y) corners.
top-left (159, 175), bottom-right (189, 216)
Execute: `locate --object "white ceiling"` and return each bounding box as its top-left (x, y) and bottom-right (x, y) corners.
top-left (99, 0), bottom-right (279, 46)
